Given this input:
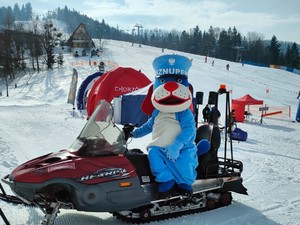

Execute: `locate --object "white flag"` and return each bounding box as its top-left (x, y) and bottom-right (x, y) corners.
top-left (67, 68), bottom-right (78, 105)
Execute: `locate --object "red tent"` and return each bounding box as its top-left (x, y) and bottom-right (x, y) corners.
top-left (86, 67), bottom-right (151, 117)
top-left (232, 94), bottom-right (263, 122)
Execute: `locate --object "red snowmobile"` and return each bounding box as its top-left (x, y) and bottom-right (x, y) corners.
top-left (0, 88), bottom-right (247, 225)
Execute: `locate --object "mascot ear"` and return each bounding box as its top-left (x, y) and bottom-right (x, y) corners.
top-left (142, 84), bottom-right (155, 115)
top-left (189, 83), bottom-right (194, 93)
top-left (189, 83), bottom-right (194, 113)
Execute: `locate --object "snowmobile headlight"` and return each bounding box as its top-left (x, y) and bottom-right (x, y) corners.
top-left (119, 182), bottom-right (132, 187)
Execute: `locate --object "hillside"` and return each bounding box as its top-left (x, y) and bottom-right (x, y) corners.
top-left (0, 40), bottom-right (299, 225)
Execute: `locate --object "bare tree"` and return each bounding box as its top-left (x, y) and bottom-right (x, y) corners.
top-left (13, 22), bottom-right (27, 71)
top-left (246, 31), bottom-right (265, 43)
top-left (0, 7), bottom-right (15, 96)
top-left (26, 33), bottom-right (36, 70)
top-left (41, 20), bottom-right (62, 69)
top-left (29, 16), bottom-right (43, 72)
top-left (1, 30), bottom-right (14, 96)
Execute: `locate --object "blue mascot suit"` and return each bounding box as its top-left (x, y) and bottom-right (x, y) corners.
top-left (131, 54), bottom-right (198, 198)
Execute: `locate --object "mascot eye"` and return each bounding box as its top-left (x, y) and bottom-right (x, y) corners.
top-left (177, 78), bottom-right (183, 83)
top-left (160, 79), bottom-right (165, 83)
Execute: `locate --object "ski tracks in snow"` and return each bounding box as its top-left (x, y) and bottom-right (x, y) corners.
top-left (0, 136), bottom-right (18, 170)
top-left (232, 118), bottom-right (300, 224)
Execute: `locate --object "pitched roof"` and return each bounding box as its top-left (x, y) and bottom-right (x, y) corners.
top-left (67, 23), bottom-right (95, 47)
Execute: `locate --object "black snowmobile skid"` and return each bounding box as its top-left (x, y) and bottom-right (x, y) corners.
top-left (0, 181), bottom-right (34, 225)
top-left (0, 207), bottom-right (10, 225)
top-left (0, 182), bottom-right (28, 205)
top-left (0, 182), bottom-right (28, 225)
top-left (0, 88), bottom-right (247, 225)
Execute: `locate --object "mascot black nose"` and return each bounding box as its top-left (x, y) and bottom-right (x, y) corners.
top-left (164, 82), bottom-right (179, 92)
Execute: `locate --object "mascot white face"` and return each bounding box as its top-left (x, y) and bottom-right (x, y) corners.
top-left (151, 76), bottom-right (192, 113)
top-left (151, 54), bottom-right (192, 113)
top-left (141, 54), bottom-right (193, 114)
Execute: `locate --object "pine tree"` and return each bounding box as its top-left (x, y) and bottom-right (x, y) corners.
top-left (267, 35), bottom-right (281, 65)
top-left (217, 30), bottom-right (231, 60)
top-left (13, 4), bottom-right (21, 21)
top-left (289, 43), bottom-right (300, 69)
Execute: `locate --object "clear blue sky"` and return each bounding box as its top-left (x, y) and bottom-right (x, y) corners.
top-left (2, 0), bottom-right (300, 43)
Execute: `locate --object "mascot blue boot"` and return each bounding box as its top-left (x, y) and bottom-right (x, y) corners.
top-left (131, 54), bottom-right (198, 199)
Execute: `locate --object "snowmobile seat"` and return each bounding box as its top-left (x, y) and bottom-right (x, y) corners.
top-left (125, 149), bottom-right (155, 183)
top-left (195, 124), bottom-right (221, 179)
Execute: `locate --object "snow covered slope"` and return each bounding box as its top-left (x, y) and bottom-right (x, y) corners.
top-left (0, 40), bottom-right (299, 225)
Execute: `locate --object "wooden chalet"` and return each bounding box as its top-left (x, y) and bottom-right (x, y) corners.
top-left (67, 23), bottom-right (95, 56)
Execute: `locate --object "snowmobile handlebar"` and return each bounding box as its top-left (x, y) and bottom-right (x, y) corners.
top-left (122, 123), bottom-right (136, 141)
top-left (1, 175), bottom-right (12, 187)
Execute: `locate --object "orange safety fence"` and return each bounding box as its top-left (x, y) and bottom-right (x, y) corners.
top-left (71, 60), bottom-right (119, 69)
top-left (249, 105), bottom-right (291, 119)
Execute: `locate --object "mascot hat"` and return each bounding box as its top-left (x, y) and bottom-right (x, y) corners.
top-left (153, 54), bottom-right (192, 78)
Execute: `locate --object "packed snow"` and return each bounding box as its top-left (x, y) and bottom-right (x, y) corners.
top-left (0, 40), bottom-right (299, 225)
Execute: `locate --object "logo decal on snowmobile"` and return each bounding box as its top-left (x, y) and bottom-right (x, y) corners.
top-left (79, 168), bottom-right (129, 182)
top-left (47, 163), bottom-right (76, 173)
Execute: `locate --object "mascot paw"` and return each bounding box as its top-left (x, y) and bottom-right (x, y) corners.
top-left (196, 139), bottom-right (210, 156)
top-left (158, 180), bottom-right (175, 192)
top-left (164, 140), bottom-right (184, 162)
top-left (166, 151), bottom-right (179, 162)
top-left (123, 124), bottom-right (135, 140)
top-left (177, 183), bottom-right (193, 199)
top-left (158, 180), bottom-right (176, 199)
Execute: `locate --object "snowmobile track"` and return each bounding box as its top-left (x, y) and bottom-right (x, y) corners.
top-left (113, 192), bottom-right (232, 223)
top-left (113, 204), bottom-right (225, 223)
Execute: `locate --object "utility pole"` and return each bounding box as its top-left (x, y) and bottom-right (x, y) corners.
top-left (134, 23), bottom-right (143, 47)
top-left (232, 46), bottom-right (245, 62)
top-left (134, 23), bottom-right (143, 36)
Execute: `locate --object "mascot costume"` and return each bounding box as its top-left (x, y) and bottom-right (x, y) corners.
top-left (130, 54), bottom-right (198, 199)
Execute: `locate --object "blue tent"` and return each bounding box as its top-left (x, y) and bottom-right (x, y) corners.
top-left (76, 72), bottom-right (103, 110)
top-left (121, 95), bottom-right (148, 127)
top-left (296, 100), bottom-right (300, 122)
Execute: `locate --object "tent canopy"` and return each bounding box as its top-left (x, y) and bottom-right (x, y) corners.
top-left (76, 71), bottom-right (103, 110)
top-left (232, 94), bottom-right (263, 122)
top-left (232, 94), bottom-right (263, 105)
top-left (86, 67), bottom-right (151, 117)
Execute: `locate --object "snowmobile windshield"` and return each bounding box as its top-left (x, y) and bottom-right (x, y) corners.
top-left (69, 100), bottom-right (127, 156)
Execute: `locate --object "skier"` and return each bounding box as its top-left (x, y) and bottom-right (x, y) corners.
top-left (202, 104), bottom-right (210, 122)
top-left (226, 64), bottom-right (230, 71)
top-left (208, 106), bottom-right (221, 124)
